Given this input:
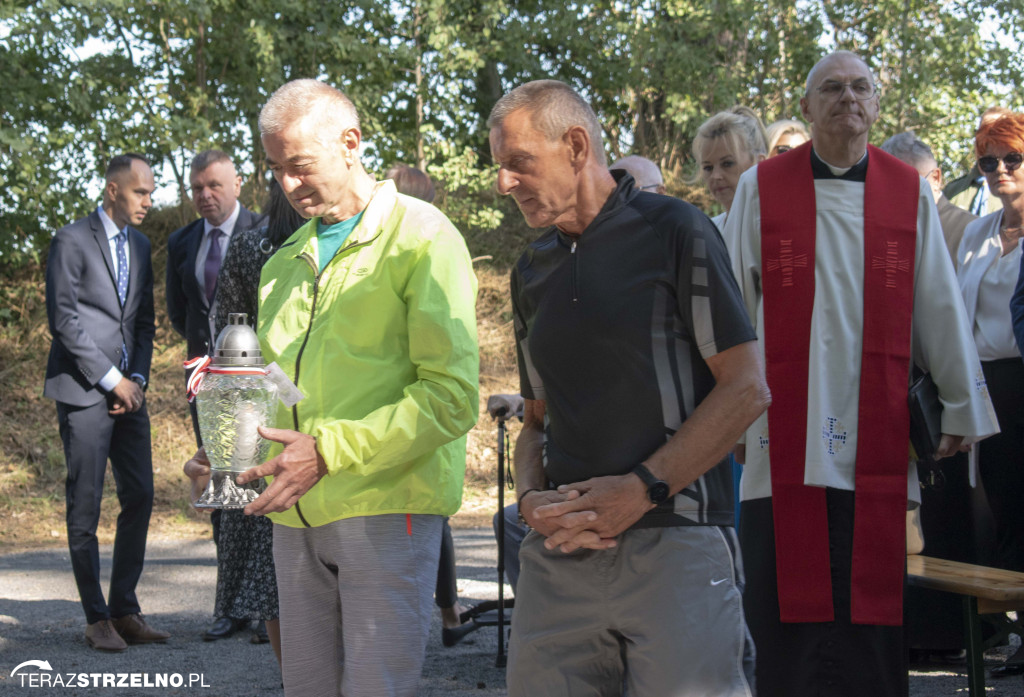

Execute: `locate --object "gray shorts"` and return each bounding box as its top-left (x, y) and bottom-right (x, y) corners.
top-left (508, 525), bottom-right (753, 697)
top-left (273, 514), bottom-right (442, 697)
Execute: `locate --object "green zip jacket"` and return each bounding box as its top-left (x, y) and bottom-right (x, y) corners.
top-left (257, 180), bottom-right (479, 528)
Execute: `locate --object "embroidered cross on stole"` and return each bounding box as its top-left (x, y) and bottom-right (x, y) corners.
top-left (758, 142), bottom-right (919, 626)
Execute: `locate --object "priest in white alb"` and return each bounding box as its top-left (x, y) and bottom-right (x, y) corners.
top-left (724, 51), bottom-right (998, 697)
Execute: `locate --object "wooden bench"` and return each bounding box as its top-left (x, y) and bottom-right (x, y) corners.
top-left (907, 554), bottom-right (1024, 696)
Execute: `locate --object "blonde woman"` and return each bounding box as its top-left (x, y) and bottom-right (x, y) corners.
top-left (693, 106), bottom-right (768, 234)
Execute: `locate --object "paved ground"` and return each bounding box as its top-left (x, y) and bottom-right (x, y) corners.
top-left (1, 527), bottom-right (1022, 695)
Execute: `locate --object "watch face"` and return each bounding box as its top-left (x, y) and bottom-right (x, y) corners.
top-left (649, 481), bottom-right (670, 504)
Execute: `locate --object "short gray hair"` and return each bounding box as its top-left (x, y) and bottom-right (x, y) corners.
top-left (259, 79), bottom-right (360, 146)
top-left (692, 105), bottom-right (768, 164)
top-left (191, 149), bottom-right (233, 174)
top-left (879, 131), bottom-right (936, 170)
top-left (487, 80), bottom-right (607, 165)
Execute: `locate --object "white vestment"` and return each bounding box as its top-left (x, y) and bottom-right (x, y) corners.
top-left (724, 164), bottom-right (999, 503)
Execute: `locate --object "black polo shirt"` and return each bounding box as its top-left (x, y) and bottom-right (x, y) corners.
top-left (511, 173), bottom-right (756, 527)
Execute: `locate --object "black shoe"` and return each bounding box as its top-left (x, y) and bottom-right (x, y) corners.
top-left (203, 617), bottom-right (249, 641)
top-left (251, 620), bottom-right (270, 644)
top-left (441, 621), bottom-right (479, 647)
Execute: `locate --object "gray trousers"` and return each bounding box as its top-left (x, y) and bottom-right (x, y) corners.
top-left (508, 525), bottom-right (753, 697)
top-left (273, 514), bottom-right (442, 697)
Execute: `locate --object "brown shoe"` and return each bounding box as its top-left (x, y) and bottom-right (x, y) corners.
top-left (112, 613), bottom-right (170, 644)
top-left (85, 619), bottom-right (128, 652)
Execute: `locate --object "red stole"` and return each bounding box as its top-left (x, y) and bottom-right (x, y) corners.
top-left (758, 142), bottom-right (918, 625)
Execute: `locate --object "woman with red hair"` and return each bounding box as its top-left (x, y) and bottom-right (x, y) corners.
top-left (956, 113), bottom-right (1024, 650)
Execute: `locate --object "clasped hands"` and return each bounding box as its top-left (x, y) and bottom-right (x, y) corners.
top-left (520, 474), bottom-right (655, 554)
top-left (181, 426), bottom-right (327, 516)
top-left (108, 377), bottom-right (144, 415)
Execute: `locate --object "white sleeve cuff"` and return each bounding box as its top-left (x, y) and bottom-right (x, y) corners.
top-left (98, 366), bottom-right (123, 392)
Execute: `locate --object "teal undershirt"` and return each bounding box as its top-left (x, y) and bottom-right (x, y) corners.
top-left (316, 212), bottom-right (364, 273)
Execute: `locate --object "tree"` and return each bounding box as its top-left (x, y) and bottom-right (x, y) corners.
top-left (1, 0), bottom-right (1021, 267)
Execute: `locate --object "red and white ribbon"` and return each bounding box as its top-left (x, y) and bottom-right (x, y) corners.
top-left (184, 355), bottom-right (268, 402)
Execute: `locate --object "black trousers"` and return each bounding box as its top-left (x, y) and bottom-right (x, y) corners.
top-left (57, 399), bottom-right (153, 625)
top-left (978, 358), bottom-right (1024, 572)
top-left (905, 451), bottom-right (977, 650)
top-left (741, 489), bottom-right (907, 697)
top-left (435, 518), bottom-right (458, 609)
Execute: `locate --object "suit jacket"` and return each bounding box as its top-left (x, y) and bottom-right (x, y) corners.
top-left (936, 195), bottom-right (976, 266)
top-left (1013, 254), bottom-right (1024, 358)
top-left (44, 210), bottom-right (155, 407)
top-left (166, 205), bottom-right (261, 358)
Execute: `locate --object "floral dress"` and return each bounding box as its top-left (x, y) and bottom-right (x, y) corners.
top-left (211, 224), bottom-right (280, 621)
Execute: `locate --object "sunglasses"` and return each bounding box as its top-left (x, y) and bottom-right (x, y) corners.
top-left (978, 152), bottom-right (1023, 173)
top-left (773, 145), bottom-right (793, 155)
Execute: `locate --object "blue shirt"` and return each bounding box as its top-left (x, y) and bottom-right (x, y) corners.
top-left (317, 212), bottom-right (364, 273)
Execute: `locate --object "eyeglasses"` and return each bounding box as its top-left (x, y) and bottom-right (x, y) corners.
top-left (815, 79), bottom-right (877, 100)
top-left (978, 152), bottom-right (1023, 173)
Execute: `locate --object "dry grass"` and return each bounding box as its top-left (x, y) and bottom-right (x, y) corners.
top-left (0, 253), bottom-right (524, 552)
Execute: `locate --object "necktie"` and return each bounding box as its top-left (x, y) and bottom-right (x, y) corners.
top-left (115, 231), bottom-right (129, 369)
top-left (204, 228), bottom-right (224, 304)
top-left (115, 231), bottom-right (129, 306)
top-left (970, 179), bottom-right (989, 217)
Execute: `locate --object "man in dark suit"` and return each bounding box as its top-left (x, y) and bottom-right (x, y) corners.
top-left (45, 153), bottom-right (168, 652)
top-left (165, 149), bottom-right (260, 641)
top-left (167, 150), bottom-right (260, 440)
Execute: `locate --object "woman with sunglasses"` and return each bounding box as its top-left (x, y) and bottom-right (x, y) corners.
top-left (955, 112), bottom-right (1024, 637)
top-left (693, 105), bottom-right (768, 236)
top-left (765, 119), bottom-right (810, 158)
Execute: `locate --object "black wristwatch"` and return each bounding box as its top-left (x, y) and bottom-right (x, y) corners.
top-left (631, 463), bottom-right (670, 504)
top-left (130, 375), bottom-right (147, 390)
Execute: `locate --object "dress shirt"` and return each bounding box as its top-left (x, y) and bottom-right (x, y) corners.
top-left (194, 201), bottom-right (242, 298)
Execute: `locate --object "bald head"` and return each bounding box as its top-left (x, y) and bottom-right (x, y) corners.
top-left (610, 155), bottom-right (664, 193)
top-left (805, 50), bottom-right (875, 94)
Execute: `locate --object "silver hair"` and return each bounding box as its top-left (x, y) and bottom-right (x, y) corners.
top-left (487, 80), bottom-right (607, 165)
top-left (610, 155), bottom-right (663, 190)
top-left (259, 79), bottom-right (360, 145)
top-left (879, 131), bottom-right (936, 170)
top-left (692, 105), bottom-right (768, 164)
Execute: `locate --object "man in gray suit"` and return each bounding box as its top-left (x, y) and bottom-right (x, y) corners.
top-left (44, 153), bottom-right (168, 651)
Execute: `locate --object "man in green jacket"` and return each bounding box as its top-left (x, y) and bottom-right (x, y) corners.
top-left (237, 79), bottom-right (479, 697)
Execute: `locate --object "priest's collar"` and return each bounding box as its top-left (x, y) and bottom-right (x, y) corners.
top-left (811, 148), bottom-right (868, 182)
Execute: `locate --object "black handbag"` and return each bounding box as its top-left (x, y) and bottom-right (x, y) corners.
top-left (908, 369), bottom-right (942, 461)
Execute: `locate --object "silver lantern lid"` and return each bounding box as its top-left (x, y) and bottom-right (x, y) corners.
top-left (212, 313), bottom-right (264, 367)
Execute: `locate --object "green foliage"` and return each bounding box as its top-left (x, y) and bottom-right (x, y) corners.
top-left (1, 0), bottom-right (1021, 269)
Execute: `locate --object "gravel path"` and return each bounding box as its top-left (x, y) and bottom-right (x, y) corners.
top-left (1, 528), bottom-right (1021, 696)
